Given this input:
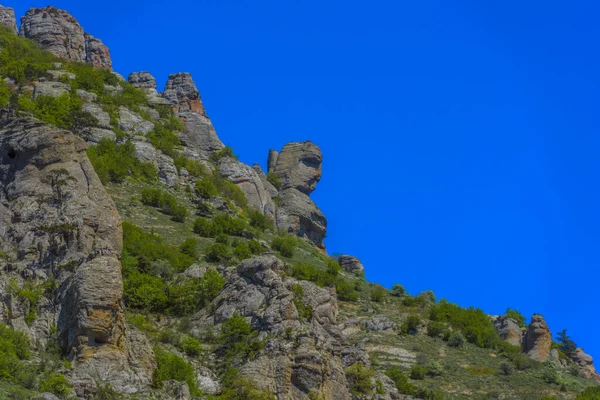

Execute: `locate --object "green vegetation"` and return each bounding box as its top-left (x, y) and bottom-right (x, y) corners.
top-left (391, 283), bottom-right (405, 296)
top-left (152, 347), bottom-right (200, 395)
top-left (447, 331), bottom-right (466, 348)
top-left (505, 308), bottom-right (527, 327)
top-left (426, 321), bottom-right (448, 338)
top-left (556, 329), bottom-right (578, 359)
top-left (0, 26), bottom-right (56, 84)
top-left (218, 377), bottom-right (275, 400)
top-left (289, 262), bottom-right (359, 302)
top-left (429, 302), bottom-right (499, 348)
top-left (400, 315), bottom-right (421, 335)
top-left (291, 284), bottom-right (313, 321)
top-left (39, 373), bottom-right (72, 397)
top-left (174, 156), bottom-right (208, 177)
top-left (211, 146), bottom-right (237, 162)
top-left (266, 172), bottom-right (281, 189)
top-left (194, 214), bottom-right (250, 239)
top-left (576, 386), bottom-right (600, 399)
top-left (345, 364), bottom-right (375, 396)
top-left (88, 139), bottom-right (157, 184)
top-left (271, 235), bottom-right (297, 257)
top-left (140, 188), bottom-right (188, 222)
top-left (7, 279), bottom-right (43, 326)
top-left (0, 324), bottom-right (30, 384)
top-left (370, 284), bottom-right (387, 302)
top-left (18, 93), bottom-right (98, 132)
top-left (147, 114), bottom-right (184, 156)
top-left (181, 337), bottom-right (203, 357)
top-left (196, 178), bottom-right (219, 198)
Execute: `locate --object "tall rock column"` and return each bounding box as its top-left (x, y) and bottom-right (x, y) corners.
top-left (270, 141), bottom-right (327, 248)
top-left (0, 5), bottom-right (17, 34)
top-left (20, 6), bottom-right (112, 69)
top-left (523, 314), bottom-right (552, 361)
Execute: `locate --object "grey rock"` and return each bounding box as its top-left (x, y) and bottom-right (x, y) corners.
top-left (84, 33), bottom-right (112, 70)
top-left (363, 315), bottom-right (397, 331)
top-left (82, 127), bottom-right (117, 144)
top-left (118, 107), bottom-right (154, 135)
top-left (133, 138), bottom-right (159, 162)
top-left (196, 366), bottom-right (221, 395)
top-left (0, 5), bottom-right (17, 34)
top-left (253, 163), bottom-right (279, 198)
top-left (140, 105), bottom-right (160, 121)
top-left (271, 141), bottom-right (322, 194)
top-left (493, 316), bottom-right (524, 347)
top-left (33, 81), bottom-right (71, 99)
top-left (158, 153), bottom-right (178, 187)
top-left (183, 264), bottom-right (207, 279)
top-left (178, 111), bottom-right (224, 159)
top-left (163, 72), bottom-right (205, 114)
top-left (523, 314), bottom-right (552, 362)
top-left (163, 380), bottom-right (191, 400)
top-left (32, 394), bottom-right (60, 400)
top-left (76, 89), bottom-right (98, 102)
top-left (128, 71), bottom-right (158, 94)
top-left (573, 348), bottom-right (600, 381)
top-left (218, 157), bottom-right (274, 215)
top-left (267, 149), bottom-right (279, 173)
top-left (82, 102), bottom-right (111, 128)
top-left (46, 69), bottom-right (76, 81)
top-left (338, 255), bottom-right (365, 274)
top-left (0, 116), bottom-right (125, 378)
top-left (20, 6), bottom-right (112, 69)
top-left (104, 84), bottom-right (123, 95)
top-left (276, 188), bottom-right (327, 249)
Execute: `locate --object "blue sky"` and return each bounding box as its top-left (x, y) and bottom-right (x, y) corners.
top-left (13, 1), bottom-right (600, 360)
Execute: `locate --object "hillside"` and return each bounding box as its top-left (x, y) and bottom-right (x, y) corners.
top-left (0, 4), bottom-right (599, 400)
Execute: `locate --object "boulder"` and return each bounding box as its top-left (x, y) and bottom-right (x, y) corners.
top-left (20, 6), bottom-right (112, 69)
top-left (493, 316), bottom-right (524, 347)
top-left (276, 188), bottom-right (327, 249)
top-left (162, 72), bottom-right (206, 114)
top-left (573, 348), bottom-right (600, 381)
top-left (82, 127), bottom-right (117, 144)
top-left (271, 141), bottom-right (322, 194)
top-left (82, 102), bottom-right (111, 129)
top-left (363, 315), bottom-right (397, 331)
top-left (118, 107), bottom-right (155, 135)
top-left (338, 255), bottom-right (365, 275)
top-left (132, 138), bottom-right (178, 187)
top-left (0, 5), bottom-right (17, 34)
top-left (33, 81), bottom-right (71, 99)
top-left (46, 69), bottom-right (76, 81)
top-left (523, 314), bottom-right (552, 362)
top-left (178, 111), bottom-right (224, 160)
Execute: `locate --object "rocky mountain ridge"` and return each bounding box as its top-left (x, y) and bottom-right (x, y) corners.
top-left (0, 4), bottom-right (598, 400)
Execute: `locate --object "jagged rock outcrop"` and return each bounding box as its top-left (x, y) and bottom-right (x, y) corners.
top-left (267, 149), bottom-right (279, 173)
top-left (271, 141), bottom-right (322, 194)
top-left (218, 157), bottom-right (274, 215)
top-left (523, 314), bottom-right (552, 362)
top-left (0, 116), bottom-right (153, 396)
top-left (493, 316), bottom-right (524, 347)
top-left (276, 188), bottom-right (327, 248)
top-left (20, 6), bottom-right (112, 69)
top-left (128, 71), bottom-right (170, 106)
top-left (194, 255), bottom-right (352, 399)
top-left (573, 348), bottom-right (600, 381)
top-left (0, 4), bottom-right (17, 34)
top-left (363, 315), bottom-right (396, 331)
top-left (163, 72), bottom-right (206, 115)
top-left (338, 255), bottom-right (365, 275)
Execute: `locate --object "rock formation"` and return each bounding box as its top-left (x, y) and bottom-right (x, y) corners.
top-left (523, 314), bottom-right (552, 362)
top-left (338, 255), bottom-right (365, 275)
top-left (493, 316), bottom-right (524, 347)
top-left (0, 4), bottom-right (17, 34)
top-left (162, 72), bottom-right (206, 115)
top-left (573, 348), bottom-right (600, 381)
top-left (19, 6), bottom-right (112, 70)
top-left (269, 142), bottom-right (327, 248)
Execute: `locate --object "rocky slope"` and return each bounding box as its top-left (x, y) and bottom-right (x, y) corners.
top-left (0, 5), bottom-right (598, 400)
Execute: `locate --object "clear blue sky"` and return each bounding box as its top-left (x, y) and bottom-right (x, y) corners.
top-left (14, 1), bottom-right (600, 361)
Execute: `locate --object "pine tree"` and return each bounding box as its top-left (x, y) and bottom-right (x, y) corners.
top-left (556, 329), bottom-right (578, 358)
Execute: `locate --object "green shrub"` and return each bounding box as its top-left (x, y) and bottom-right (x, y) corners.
top-left (385, 367), bottom-right (417, 396)
top-left (179, 238), bottom-right (199, 260)
top-left (152, 347), bottom-right (199, 395)
top-left (505, 308), bottom-right (526, 327)
top-left (206, 243), bottom-right (230, 263)
top-left (99, 84), bottom-right (148, 112)
top-left (400, 315), bottom-right (421, 335)
top-left (370, 284), bottom-right (386, 302)
top-left (147, 116), bottom-right (182, 156)
top-left (219, 376), bottom-right (275, 400)
top-left (466, 366), bottom-right (495, 376)
top-left (213, 175), bottom-right (248, 208)
top-left (40, 372), bottom-right (72, 397)
top-left (512, 353), bottom-right (537, 371)
top-left (169, 270), bottom-right (225, 315)
top-left (233, 242), bottom-right (252, 261)
top-left (88, 139), bottom-right (157, 184)
top-left (213, 214), bottom-right (249, 237)
top-left (499, 362), bottom-right (514, 376)
top-left (18, 92), bottom-right (98, 133)
top-left (336, 280), bottom-right (359, 302)
top-left (556, 329), bottom-right (578, 359)
top-left (124, 272), bottom-right (169, 311)
top-left (266, 172), bottom-right (281, 189)
top-left (181, 337), bottom-right (203, 357)
top-left (0, 82), bottom-right (10, 107)
top-left (427, 361), bottom-right (443, 377)
top-left (247, 208), bottom-right (272, 231)
top-left (541, 362), bottom-right (561, 384)
top-left (211, 146), bottom-right (237, 161)
top-left (391, 283), bottom-right (405, 297)
top-left (291, 284), bottom-right (313, 321)
top-left (402, 296), bottom-right (426, 307)
top-left (429, 302), bottom-right (499, 348)
top-left (410, 365), bottom-right (427, 380)
top-left (447, 331), bottom-right (465, 348)
top-left (248, 240), bottom-right (263, 255)
top-left (345, 364), bottom-right (375, 396)
top-left (271, 236), bottom-right (296, 257)
top-left (140, 188), bottom-right (188, 222)
top-left (218, 313), bottom-right (263, 363)
top-left (418, 290), bottom-right (436, 303)
top-left (216, 233), bottom-right (230, 245)
top-left (426, 321), bottom-right (447, 338)
top-left (0, 323), bottom-right (30, 385)
top-left (576, 386), bottom-right (600, 400)
top-left (196, 179), bottom-right (219, 198)
top-left (0, 26), bottom-right (56, 84)
top-left (194, 217), bottom-right (217, 237)
top-left (63, 62), bottom-right (119, 93)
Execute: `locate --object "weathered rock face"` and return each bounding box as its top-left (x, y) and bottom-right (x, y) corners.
top-left (179, 111), bottom-right (224, 160)
top-left (271, 141), bottom-right (322, 194)
top-left (523, 314), bottom-right (552, 362)
top-left (128, 71), bottom-right (158, 94)
top-left (493, 316), bottom-right (524, 347)
top-left (20, 6), bottom-right (112, 70)
top-left (218, 157), bottom-right (274, 216)
top-left (276, 188), bottom-right (327, 248)
top-left (194, 255), bottom-right (352, 400)
top-left (0, 5), bottom-right (17, 34)
top-left (573, 348), bottom-right (600, 381)
top-left (0, 117), bottom-right (124, 353)
top-left (163, 72), bottom-right (206, 114)
top-left (338, 255), bottom-right (365, 275)
top-left (267, 149), bottom-right (279, 173)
